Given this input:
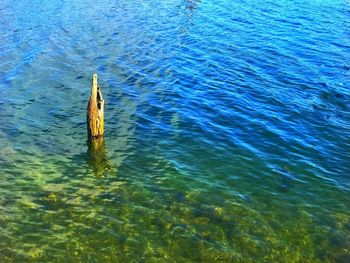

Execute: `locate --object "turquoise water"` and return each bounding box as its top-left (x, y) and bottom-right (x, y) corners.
top-left (1, 0), bottom-right (350, 261)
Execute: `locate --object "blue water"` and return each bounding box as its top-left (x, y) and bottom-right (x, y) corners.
top-left (1, 0), bottom-right (350, 261)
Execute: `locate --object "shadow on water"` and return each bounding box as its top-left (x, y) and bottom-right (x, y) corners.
top-left (180, 0), bottom-right (201, 32)
top-left (276, 166), bottom-right (296, 193)
top-left (183, 0), bottom-right (201, 16)
top-left (86, 138), bottom-right (114, 177)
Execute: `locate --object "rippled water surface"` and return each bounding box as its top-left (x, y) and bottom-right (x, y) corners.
top-left (1, 0), bottom-right (350, 261)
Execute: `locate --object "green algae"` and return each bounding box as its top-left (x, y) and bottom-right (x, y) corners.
top-left (1, 150), bottom-right (349, 262)
top-left (0, 79), bottom-right (349, 261)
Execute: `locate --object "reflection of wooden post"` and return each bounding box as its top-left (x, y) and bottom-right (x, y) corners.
top-left (87, 138), bottom-right (110, 177)
top-left (87, 73), bottom-right (104, 141)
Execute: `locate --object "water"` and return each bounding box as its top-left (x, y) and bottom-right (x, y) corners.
top-left (1, 0), bottom-right (350, 261)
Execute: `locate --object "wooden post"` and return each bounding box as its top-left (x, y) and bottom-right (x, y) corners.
top-left (86, 73), bottom-right (113, 177)
top-left (87, 73), bottom-right (104, 141)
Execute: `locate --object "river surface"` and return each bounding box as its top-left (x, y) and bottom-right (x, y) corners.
top-left (0, 0), bottom-right (350, 262)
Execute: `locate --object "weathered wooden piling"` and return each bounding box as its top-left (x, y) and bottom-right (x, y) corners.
top-left (87, 73), bottom-right (104, 141)
top-left (87, 74), bottom-right (106, 175)
top-left (86, 73), bottom-right (114, 176)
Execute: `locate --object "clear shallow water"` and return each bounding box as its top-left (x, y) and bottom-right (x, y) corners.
top-left (0, 0), bottom-right (350, 261)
